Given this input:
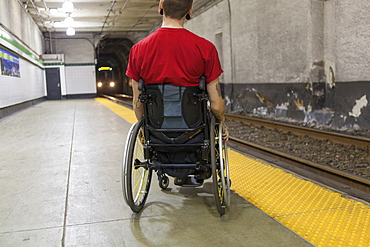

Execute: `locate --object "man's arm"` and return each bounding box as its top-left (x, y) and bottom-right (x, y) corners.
top-left (207, 78), bottom-right (225, 122)
top-left (131, 79), bottom-right (144, 121)
top-left (207, 78), bottom-right (229, 141)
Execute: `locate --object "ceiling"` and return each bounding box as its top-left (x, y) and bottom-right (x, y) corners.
top-left (20, 0), bottom-right (217, 34)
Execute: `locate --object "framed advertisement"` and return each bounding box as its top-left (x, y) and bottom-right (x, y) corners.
top-left (0, 47), bottom-right (20, 77)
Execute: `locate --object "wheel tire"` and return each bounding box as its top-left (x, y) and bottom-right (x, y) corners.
top-left (159, 176), bottom-right (169, 189)
top-left (221, 127), bottom-right (231, 208)
top-left (210, 116), bottom-right (227, 216)
top-left (122, 121), bottom-right (152, 213)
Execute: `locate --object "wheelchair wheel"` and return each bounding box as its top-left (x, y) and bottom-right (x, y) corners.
top-left (159, 176), bottom-right (169, 189)
top-left (122, 121), bottom-right (152, 213)
top-left (210, 116), bottom-right (231, 216)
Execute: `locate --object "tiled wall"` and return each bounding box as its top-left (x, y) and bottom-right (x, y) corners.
top-left (65, 65), bottom-right (96, 95)
top-left (0, 58), bottom-right (45, 108)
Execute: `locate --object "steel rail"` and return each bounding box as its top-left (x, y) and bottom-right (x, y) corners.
top-left (101, 94), bottom-right (133, 107)
top-left (226, 114), bottom-right (370, 148)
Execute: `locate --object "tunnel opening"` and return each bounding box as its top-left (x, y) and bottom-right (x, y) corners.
top-left (96, 37), bottom-right (134, 96)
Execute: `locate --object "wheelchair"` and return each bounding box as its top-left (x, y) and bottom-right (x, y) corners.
top-left (122, 76), bottom-right (230, 216)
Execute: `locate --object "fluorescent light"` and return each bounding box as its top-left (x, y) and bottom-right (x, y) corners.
top-left (43, 21), bottom-right (53, 28)
top-left (53, 22), bottom-right (63, 27)
top-left (0, 30), bottom-right (11, 39)
top-left (49, 8), bottom-right (58, 15)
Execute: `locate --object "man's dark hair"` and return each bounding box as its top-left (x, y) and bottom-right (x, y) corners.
top-left (163, 0), bottom-right (193, 20)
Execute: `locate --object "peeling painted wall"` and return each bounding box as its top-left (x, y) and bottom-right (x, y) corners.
top-left (222, 82), bottom-right (369, 129)
top-left (331, 83), bottom-right (370, 129)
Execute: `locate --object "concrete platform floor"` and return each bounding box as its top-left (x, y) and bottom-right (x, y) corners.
top-left (0, 99), bottom-right (312, 246)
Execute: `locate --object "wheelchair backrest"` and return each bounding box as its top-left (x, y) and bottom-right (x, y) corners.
top-left (139, 77), bottom-right (207, 131)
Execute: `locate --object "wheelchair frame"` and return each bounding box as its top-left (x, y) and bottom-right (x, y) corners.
top-left (122, 77), bottom-right (230, 216)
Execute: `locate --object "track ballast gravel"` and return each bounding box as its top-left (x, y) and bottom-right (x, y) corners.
top-left (226, 120), bottom-right (370, 179)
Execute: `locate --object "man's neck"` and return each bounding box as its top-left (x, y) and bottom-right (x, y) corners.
top-left (161, 16), bottom-right (185, 28)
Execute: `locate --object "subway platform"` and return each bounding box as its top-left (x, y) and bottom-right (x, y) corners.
top-left (0, 99), bottom-right (368, 246)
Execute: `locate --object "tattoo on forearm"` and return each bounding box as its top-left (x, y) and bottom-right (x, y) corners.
top-left (215, 82), bottom-right (222, 97)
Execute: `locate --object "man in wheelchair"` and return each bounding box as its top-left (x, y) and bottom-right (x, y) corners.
top-left (124, 0), bottom-right (230, 215)
top-left (126, 0), bottom-right (228, 186)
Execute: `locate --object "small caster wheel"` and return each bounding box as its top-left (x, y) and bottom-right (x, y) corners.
top-left (159, 176), bottom-right (169, 189)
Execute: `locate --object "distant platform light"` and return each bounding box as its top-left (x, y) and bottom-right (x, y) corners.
top-left (97, 82), bottom-right (103, 87)
top-left (98, 67), bottom-right (112, 71)
top-left (110, 81), bottom-right (115, 87)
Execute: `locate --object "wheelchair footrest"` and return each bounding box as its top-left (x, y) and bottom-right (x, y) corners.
top-left (174, 176), bottom-right (204, 187)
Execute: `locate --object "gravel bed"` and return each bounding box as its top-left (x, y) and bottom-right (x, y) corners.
top-left (226, 120), bottom-right (370, 179)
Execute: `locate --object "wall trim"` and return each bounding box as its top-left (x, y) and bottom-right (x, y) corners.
top-left (0, 97), bottom-right (46, 120)
top-left (0, 25), bottom-right (43, 68)
top-left (63, 93), bottom-right (97, 99)
top-left (65, 63), bottom-right (95, 66)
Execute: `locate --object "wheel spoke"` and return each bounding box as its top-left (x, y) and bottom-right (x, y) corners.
top-left (122, 121), bottom-right (152, 213)
top-left (133, 168), bottom-right (148, 204)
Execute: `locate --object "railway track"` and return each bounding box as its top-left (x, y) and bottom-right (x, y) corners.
top-left (101, 94), bottom-right (133, 107)
top-left (101, 94), bottom-right (370, 202)
top-left (226, 114), bottom-right (370, 148)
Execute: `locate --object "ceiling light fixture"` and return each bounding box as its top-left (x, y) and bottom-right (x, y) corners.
top-left (64, 15), bottom-right (74, 26)
top-left (66, 27), bottom-right (75, 36)
top-left (62, 0), bottom-right (74, 13)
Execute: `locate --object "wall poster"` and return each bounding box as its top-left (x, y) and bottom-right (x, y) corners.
top-left (0, 47), bottom-right (20, 77)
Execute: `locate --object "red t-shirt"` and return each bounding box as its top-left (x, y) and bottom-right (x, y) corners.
top-left (126, 27), bottom-right (223, 86)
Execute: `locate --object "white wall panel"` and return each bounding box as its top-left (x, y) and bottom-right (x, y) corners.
top-left (0, 58), bottom-right (45, 108)
top-left (65, 66), bottom-right (96, 95)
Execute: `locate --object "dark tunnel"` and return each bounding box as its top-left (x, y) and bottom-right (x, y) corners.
top-left (95, 37), bottom-right (134, 96)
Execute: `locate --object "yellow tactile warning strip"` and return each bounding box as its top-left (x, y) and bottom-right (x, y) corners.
top-left (95, 98), bottom-right (136, 124)
top-left (96, 98), bottom-right (370, 247)
top-left (229, 150), bottom-right (370, 247)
